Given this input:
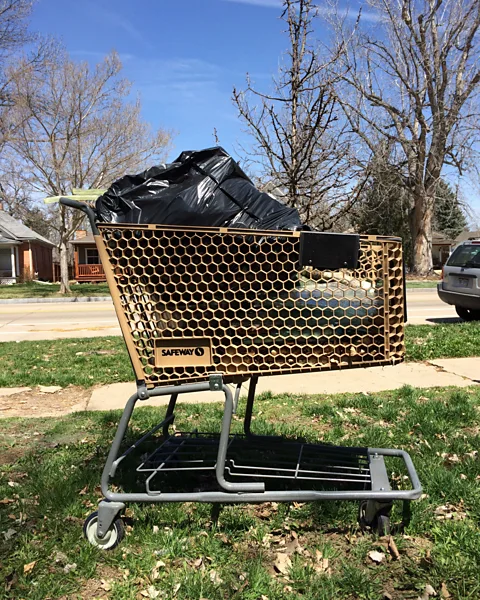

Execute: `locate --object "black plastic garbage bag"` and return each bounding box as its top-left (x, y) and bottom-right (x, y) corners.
top-left (95, 147), bottom-right (304, 231)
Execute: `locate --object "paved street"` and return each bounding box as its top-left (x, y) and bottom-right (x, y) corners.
top-left (0, 289), bottom-right (457, 341)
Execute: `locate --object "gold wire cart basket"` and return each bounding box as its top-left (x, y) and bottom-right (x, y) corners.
top-left (94, 224), bottom-right (405, 387)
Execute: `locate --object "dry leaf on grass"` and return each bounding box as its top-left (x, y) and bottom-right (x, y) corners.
top-left (4, 528), bottom-right (16, 541)
top-left (314, 549), bottom-right (331, 575)
top-left (440, 583), bottom-right (451, 599)
top-left (285, 533), bottom-right (303, 556)
top-left (274, 552), bottom-right (292, 575)
top-left (140, 587), bottom-right (160, 599)
top-left (368, 550), bottom-right (385, 564)
top-left (434, 503), bottom-right (467, 521)
top-left (418, 584), bottom-right (437, 600)
top-left (63, 563), bottom-right (77, 573)
top-left (209, 570), bottom-right (223, 585)
top-left (23, 561), bottom-right (36, 574)
top-left (192, 558), bottom-right (203, 569)
top-left (100, 579), bottom-right (112, 591)
top-left (388, 537), bottom-right (400, 560)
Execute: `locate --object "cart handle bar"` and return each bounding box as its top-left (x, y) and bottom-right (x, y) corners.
top-left (59, 198), bottom-right (98, 235)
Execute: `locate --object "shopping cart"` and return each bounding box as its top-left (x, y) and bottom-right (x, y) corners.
top-left (62, 199), bottom-right (421, 550)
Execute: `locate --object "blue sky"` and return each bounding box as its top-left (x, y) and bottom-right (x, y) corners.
top-left (28, 0), bottom-right (480, 218)
top-left (29, 0), bottom-right (296, 159)
top-left (29, 0), bottom-right (374, 159)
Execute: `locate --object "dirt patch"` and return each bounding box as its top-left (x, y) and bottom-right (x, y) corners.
top-left (58, 565), bottom-right (121, 600)
top-left (0, 446), bottom-right (28, 465)
top-left (0, 386), bottom-right (91, 418)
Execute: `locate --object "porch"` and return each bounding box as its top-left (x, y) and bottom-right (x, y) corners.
top-left (0, 242), bottom-right (20, 284)
top-left (72, 235), bottom-right (106, 282)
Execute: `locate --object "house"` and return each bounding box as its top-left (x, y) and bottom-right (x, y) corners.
top-left (0, 206), bottom-right (55, 284)
top-left (432, 230), bottom-right (480, 268)
top-left (71, 230), bottom-right (106, 282)
top-left (432, 232), bottom-right (455, 268)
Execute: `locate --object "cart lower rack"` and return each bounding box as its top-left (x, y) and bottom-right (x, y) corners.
top-left (84, 375), bottom-right (422, 550)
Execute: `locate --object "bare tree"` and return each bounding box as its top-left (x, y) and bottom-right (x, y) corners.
top-left (7, 47), bottom-right (173, 292)
top-left (0, 1), bottom-right (52, 148)
top-left (233, 0), bottom-right (356, 231)
top-left (333, 0), bottom-right (480, 274)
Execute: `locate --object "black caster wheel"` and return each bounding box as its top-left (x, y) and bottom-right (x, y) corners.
top-left (376, 513), bottom-right (391, 536)
top-left (358, 501), bottom-right (391, 536)
top-left (83, 510), bottom-right (125, 550)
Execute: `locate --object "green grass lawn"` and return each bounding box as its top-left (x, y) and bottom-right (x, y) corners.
top-left (0, 282), bottom-right (111, 299)
top-left (405, 281), bottom-right (438, 288)
top-left (0, 322), bottom-right (478, 388)
top-left (1, 385), bottom-right (480, 599)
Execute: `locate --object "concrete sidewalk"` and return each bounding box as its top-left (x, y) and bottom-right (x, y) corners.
top-left (0, 357), bottom-right (477, 417)
top-left (83, 357), bottom-right (478, 412)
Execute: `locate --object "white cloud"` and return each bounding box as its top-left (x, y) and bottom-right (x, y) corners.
top-left (85, 3), bottom-right (154, 51)
top-left (222, 0), bottom-right (383, 22)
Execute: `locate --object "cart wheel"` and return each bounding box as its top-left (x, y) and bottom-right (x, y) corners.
top-left (376, 514), bottom-right (391, 536)
top-left (358, 501), bottom-right (391, 536)
top-left (358, 500), bottom-right (369, 530)
top-left (83, 511), bottom-right (125, 550)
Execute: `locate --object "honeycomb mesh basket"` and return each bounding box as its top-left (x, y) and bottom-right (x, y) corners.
top-left (95, 225), bottom-right (405, 387)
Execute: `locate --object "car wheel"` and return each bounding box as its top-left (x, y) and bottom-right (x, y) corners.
top-left (455, 306), bottom-right (480, 321)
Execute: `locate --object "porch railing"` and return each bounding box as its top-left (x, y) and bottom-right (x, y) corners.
top-left (76, 263), bottom-right (105, 280)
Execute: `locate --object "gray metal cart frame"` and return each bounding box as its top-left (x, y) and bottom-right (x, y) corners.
top-left (87, 374), bottom-right (421, 549)
top-left (61, 199), bottom-right (422, 550)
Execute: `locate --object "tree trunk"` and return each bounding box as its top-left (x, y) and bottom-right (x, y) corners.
top-left (410, 191), bottom-right (434, 276)
top-left (59, 239), bottom-right (71, 294)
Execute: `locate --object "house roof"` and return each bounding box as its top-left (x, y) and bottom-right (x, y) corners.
top-left (71, 232), bottom-right (96, 245)
top-left (0, 210), bottom-right (55, 247)
top-left (432, 231), bottom-right (454, 245)
top-left (455, 229), bottom-right (480, 243)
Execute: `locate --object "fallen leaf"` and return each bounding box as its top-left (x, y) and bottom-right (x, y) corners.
top-left (418, 584), bottom-right (437, 600)
top-left (0, 498), bottom-right (14, 504)
top-left (274, 552), bottom-right (292, 575)
top-left (152, 525), bottom-right (159, 534)
top-left (79, 485), bottom-right (88, 495)
top-left (100, 579), bottom-right (112, 591)
top-left (23, 561), bottom-right (36, 574)
top-left (440, 583), bottom-right (451, 599)
top-left (7, 481), bottom-right (19, 488)
top-left (173, 582), bottom-right (181, 595)
top-left (63, 563), bottom-right (77, 573)
top-left (209, 570), bottom-right (224, 585)
top-left (192, 557), bottom-right (203, 569)
top-left (4, 528), bottom-right (16, 540)
top-left (54, 551), bottom-right (68, 564)
top-left (285, 534), bottom-right (303, 556)
top-left (388, 536), bottom-right (400, 560)
top-left (368, 550), bottom-right (385, 564)
top-left (314, 557), bottom-right (330, 574)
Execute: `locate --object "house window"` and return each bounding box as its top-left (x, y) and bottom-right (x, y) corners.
top-left (86, 248), bottom-right (99, 264)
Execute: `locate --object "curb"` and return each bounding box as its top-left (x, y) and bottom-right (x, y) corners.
top-left (0, 296), bottom-right (112, 304)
